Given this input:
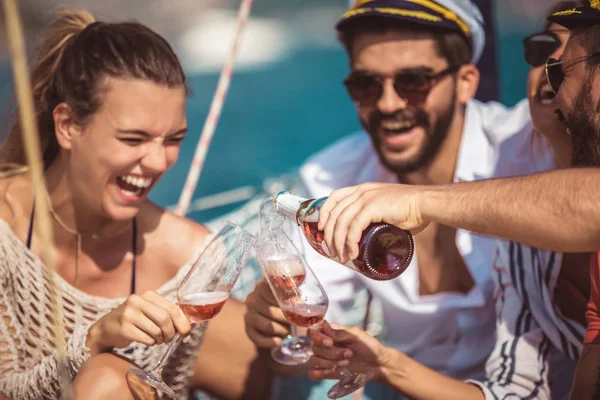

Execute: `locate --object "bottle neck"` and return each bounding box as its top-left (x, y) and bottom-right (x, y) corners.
top-left (274, 191), bottom-right (307, 223)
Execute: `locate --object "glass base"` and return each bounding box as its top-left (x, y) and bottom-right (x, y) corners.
top-left (271, 335), bottom-right (313, 365)
top-left (327, 371), bottom-right (372, 399)
top-left (128, 366), bottom-right (176, 398)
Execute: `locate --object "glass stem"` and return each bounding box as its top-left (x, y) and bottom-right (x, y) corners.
top-left (150, 333), bottom-right (181, 376)
top-left (290, 325), bottom-right (298, 338)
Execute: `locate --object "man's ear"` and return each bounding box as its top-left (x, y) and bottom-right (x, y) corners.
top-left (53, 103), bottom-right (82, 150)
top-left (455, 64), bottom-right (480, 105)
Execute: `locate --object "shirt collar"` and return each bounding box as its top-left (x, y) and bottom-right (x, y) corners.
top-left (453, 100), bottom-right (493, 183)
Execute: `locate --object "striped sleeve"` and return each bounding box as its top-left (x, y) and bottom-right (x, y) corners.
top-left (467, 243), bottom-right (551, 400)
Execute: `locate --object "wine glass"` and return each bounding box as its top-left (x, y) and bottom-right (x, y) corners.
top-left (259, 197), bottom-right (307, 365)
top-left (327, 362), bottom-right (375, 399)
top-left (255, 232), bottom-right (328, 365)
top-left (129, 222), bottom-right (256, 397)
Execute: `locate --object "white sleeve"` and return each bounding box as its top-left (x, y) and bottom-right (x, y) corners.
top-left (467, 242), bottom-right (552, 400)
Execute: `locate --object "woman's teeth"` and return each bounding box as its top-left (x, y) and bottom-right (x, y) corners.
top-left (121, 175), bottom-right (152, 188)
top-left (117, 175), bottom-right (153, 198)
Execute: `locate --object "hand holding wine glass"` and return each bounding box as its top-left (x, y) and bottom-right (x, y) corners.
top-left (255, 233), bottom-right (328, 365)
top-left (244, 280), bottom-right (291, 349)
top-left (86, 290), bottom-right (192, 355)
top-left (129, 222), bottom-right (255, 398)
top-left (309, 321), bottom-right (386, 396)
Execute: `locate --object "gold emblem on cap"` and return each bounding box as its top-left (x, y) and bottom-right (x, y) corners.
top-left (374, 7), bottom-right (442, 22)
top-left (342, 7), bottom-right (372, 19)
top-left (591, 0), bottom-right (600, 10)
top-left (552, 8), bottom-right (582, 16)
top-left (405, 0), bottom-right (470, 35)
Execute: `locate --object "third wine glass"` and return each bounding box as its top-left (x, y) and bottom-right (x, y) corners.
top-left (255, 232), bottom-right (328, 365)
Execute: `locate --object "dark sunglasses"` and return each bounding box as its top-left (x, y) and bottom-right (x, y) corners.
top-left (545, 52), bottom-right (600, 94)
top-left (523, 31), bottom-right (560, 67)
top-left (343, 66), bottom-right (459, 107)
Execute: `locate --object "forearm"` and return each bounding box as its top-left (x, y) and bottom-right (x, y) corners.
top-left (380, 350), bottom-right (484, 400)
top-left (422, 169), bottom-right (600, 252)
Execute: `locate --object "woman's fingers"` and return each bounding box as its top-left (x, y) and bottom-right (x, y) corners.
top-left (245, 311), bottom-right (290, 337)
top-left (308, 328), bottom-right (334, 347)
top-left (245, 325), bottom-right (284, 349)
top-left (142, 291), bottom-right (191, 337)
top-left (309, 356), bottom-right (349, 371)
top-left (308, 366), bottom-right (345, 381)
top-left (312, 343), bottom-right (353, 361)
top-left (123, 322), bottom-right (159, 347)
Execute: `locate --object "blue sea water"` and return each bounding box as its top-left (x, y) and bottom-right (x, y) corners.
top-left (151, 29), bottom-right (532, 223)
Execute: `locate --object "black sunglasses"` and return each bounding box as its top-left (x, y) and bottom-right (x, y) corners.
top-left (523, 31), bottom-right (561, 67)
top-left (545, 52), bottom-right (600, 94)
top-left (343, 66), bottom-right (459, 107)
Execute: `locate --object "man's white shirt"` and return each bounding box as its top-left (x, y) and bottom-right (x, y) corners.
top-left (294, 99), bottom-right (556, 381)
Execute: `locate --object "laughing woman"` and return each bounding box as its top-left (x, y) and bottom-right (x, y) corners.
top-left (0, 8), bottom-right (266, 400)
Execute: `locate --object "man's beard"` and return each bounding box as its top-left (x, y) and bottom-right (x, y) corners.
top-left (564, 73), bottom-right (600, 167)
top-left (361, 102), bottom-right (455, 174)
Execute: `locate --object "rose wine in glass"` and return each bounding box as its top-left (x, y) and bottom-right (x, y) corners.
top-left (178, 292), bottom-right (229, 322)
top-left (265, 257), bottom-right (306, 298)
top-left (274, 191), bottom-right (414, 280)
top-left (129, 222), bottom-right (255, 398)
top-left (259, 198), bottom-right (313, 365)
top-left (256, 233), bottom-right (329, 365)
top-left (281, 304), bottom-right (327, 327)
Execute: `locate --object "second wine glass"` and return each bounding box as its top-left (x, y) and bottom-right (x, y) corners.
top-left (129, 222), bottom-right (255, 398)
top-left (255, 232), bottom-right (328, 365)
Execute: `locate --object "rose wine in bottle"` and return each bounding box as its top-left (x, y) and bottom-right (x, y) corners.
top-left (274, 191), bottom-right (414, 281)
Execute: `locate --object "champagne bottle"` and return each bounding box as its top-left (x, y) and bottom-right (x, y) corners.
top-left (274, 191), bottom-right (414, 280)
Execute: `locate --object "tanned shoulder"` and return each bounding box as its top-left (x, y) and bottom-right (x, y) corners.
top-left (0, 172), bottom-right (34, 239)
top-left (138, 200), bottom-right (211, 271)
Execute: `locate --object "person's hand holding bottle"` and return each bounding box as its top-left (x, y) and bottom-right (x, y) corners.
top-left (317, 183), bottom-right (430, 263)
